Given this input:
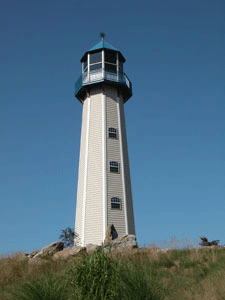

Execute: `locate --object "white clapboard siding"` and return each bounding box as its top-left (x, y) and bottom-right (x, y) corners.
top-left (84, 88), bottom-right (104, 245)
top-left (105, 87), bottom-right (126, 237)
top-left (75, 85), bottom-right (135, 246)
top-left (75, 95), bottom-right (88, 246)
top-left (119, 94), bottom-right (135, 234)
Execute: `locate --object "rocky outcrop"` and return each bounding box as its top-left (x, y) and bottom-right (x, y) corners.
top-left (69, 245), bottom-right (87, 256)
top-left (32, 242), bottom-right (64, 259)
top-left (53, 247), bottom-right (73, 259)
top-left (86, 244), bottom-right (100, 254)
top-left (27, 249), bottom-right (40, 259)
top-left (103, 234), bottom-right (138, 252)
top-left (28, 227), bottom-right (138, 261)
top-left (52, 234), bottom-right (137, 258)
top-left (52, 245), bottom-right (85, 259)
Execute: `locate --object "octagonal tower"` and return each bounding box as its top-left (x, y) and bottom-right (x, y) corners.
top-left (74, 36), bottom-right (135, 246)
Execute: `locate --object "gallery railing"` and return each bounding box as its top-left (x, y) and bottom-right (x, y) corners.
top-left (75, 70), bottom-right (132, 95)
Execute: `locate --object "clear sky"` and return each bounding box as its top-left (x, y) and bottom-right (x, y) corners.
top-left (1, 0), bottom-right (224, 255)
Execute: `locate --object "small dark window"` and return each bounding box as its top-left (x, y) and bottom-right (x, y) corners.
top-left (108, 128), bottom-right (117, 139)
top-left (90, 52), bottom-right (102, 64)
top-left (105, 64), bottom-right (117, 73)
top-left (111, 197), bottom-right (121, 209)
top-left (110, 161), bottom-right (119, 173)
top-left (90, 63), bottom-right (102, 72)
top-left (105, 51), bottom-right (117, 64)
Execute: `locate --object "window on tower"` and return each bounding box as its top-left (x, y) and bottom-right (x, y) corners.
top-left (119, 61), bottom-right (123, 74)
top-left (90, 52), bottom-right (102, 64)
top-left (89, 52), bottom-right (102, 73)
top-left (90, 63), bottom-right (102, 71)
top-left (83, 59), bottom-right (87, 72)
top-left (105, 51), bottom-right (117, 64)
top-left (111, 197), bottom-right (121, 210)
top-left (105, 64), bottom-right (117, 73)
top-left (110, 161), bottom-right (119, 173)
top-left (82, 59), bottom-right (88, 79)
top-left (108, 128), bottom-right (117, 139)
top-left (105, 50), bottom-right (117, 74)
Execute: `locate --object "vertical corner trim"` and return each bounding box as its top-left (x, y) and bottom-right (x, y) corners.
top-left (102, 92), bottom-right (107, 241)
top-left (117, 95), bottom-right (128, 235)
top-left (82, 96), bottom-right (91, 247)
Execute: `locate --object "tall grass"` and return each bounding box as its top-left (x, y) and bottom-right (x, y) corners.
top-left (64, 246), bottom-right (163, 300)
top-left (9, 273), bottom-right (68, 300)
top-left (1, 238), bottom-right (225, 300)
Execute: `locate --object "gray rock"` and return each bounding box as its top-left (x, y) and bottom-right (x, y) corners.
top-left (27, 249), bottom-right (40, 259)
top-left (86, 243), bottom-right (101, 254)
top-left (32, 242), bottom-right (64, 259)
top-left (103, 234), bottom-right (138, 252)
top-left (70, 246), bottom-right (87, 256)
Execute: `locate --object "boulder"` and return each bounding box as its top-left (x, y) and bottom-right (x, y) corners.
top-left (104, 224), bottom-right (118, 244)
top-left (53, 245), bottom-right (87, 259)
top-left (86, 244), bottom-right (100, 254)
top-left (27, 249), bottom-right (40, 259)
top-left (32, 242), bottom-right (64, 259)
top-left (53, 247), bottom-right (73, 259)
top-left (104, 234), bottom-right (138, 252)
top-left (70, 245), bottom-right (87, 256)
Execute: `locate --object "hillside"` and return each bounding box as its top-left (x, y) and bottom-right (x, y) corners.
top-left (0, 245), bottom-right (225, 299)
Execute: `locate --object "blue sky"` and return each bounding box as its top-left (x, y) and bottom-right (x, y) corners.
top-left (1, 0), bottom-right (224, 255)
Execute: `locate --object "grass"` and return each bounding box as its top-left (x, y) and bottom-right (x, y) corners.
top-left (9, 273), bottom-right (69, 300)
top-left (0, 239), bottom-right (225, 300)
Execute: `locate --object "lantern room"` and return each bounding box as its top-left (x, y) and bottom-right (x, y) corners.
top-left (74, 39), bottom-right (132, 103)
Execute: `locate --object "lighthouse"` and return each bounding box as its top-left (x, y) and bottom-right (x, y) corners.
top-left (74, 34), bottom-right (135, 247)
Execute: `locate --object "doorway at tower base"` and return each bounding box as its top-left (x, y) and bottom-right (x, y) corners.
top-left (104, 224), bottom-right (118, 243)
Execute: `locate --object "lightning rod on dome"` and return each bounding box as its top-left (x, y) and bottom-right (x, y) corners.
top-left (100, 32), bottom-right (105, 41)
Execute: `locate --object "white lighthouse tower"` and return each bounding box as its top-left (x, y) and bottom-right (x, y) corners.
top-left (74, 34), bottom-right (135, 247)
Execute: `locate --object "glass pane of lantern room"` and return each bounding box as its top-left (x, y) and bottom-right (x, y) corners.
top-left (90, 63), bottom-right (102, 71)
top-left (105, 64), bottom-right (117, 73)
top-left (119, 61), bottom-right (123, 74)
top-left (90, 52), bottom-right (102, 64)
top-left (83, 59), bottom-right (87, 71)
top-left (105, 51), bottom-right (117, 64)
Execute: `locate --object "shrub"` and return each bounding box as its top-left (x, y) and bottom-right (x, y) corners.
top-left (59, 227), bottom-right (79, 248)
top-left (64, 246), bottom-right (164, 300)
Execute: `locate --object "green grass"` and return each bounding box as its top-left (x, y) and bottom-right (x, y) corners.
top-left (64, 246), bottom-right (163, 299)
top-left (1, 241), bottom-right (225, 300)
top-left (9, 273), bottom-right (68, 300)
